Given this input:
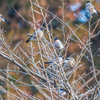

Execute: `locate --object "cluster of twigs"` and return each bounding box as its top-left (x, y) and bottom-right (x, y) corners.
top-left (0, 0), bottom-right (100, 100)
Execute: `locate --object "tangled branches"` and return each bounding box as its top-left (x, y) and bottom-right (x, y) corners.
top-left (0, 0), bottom-right (100, 100)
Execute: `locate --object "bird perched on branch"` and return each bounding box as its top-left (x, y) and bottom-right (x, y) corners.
top-left (86, 1), bottom-right (100, 15)
top-left (58, 89), bottom-right (71, 96)
top-left (54, 38), bottom-right (64, 50)
top-left (0, 14), bottom-right (10, 24)
top-left (26, 28), bottom-right (44, 43)
top-left (45, 56), bottom-right (63, 65)
top-left (45, 56), bottom-right (75, 68)
top-left (63, 57), bottom-right (75, 68)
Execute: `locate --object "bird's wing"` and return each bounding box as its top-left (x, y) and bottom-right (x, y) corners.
top-left (55, 41), bottom-right (63, 48)
top-left (0, 15), bottom-right (4, 19)
top-left (32, 33), bottom-right (36, 38)
top-left (45, 61), bottom-right (53, 64)
top-left (33, 32), bottom-right (36, 35)
top-left (90, 4), bottom-right (97, 13)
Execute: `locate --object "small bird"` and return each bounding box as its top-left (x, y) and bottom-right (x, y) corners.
top-left (45, 56), bottom-right (63, 65)
top-left (0, 14), bottom-right (10, 24)
top-left (26, 28), bottom-right (44, 43)
top-left (58, 89), bottom-right (70, 96)
top-left (54, 38), bottom-right (64, 50)
top-left (45, 56), bottom-right (75, 68)
top-left (86, 1), bottom-right (100, 15)
top-left (63, 57), bottom-right (75, 68)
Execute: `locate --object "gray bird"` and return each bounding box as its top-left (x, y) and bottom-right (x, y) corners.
top-left (45, 56), bottom-right (75, 68)
top-left (63, 57), bottom-right (75, 68)
top-left (0, 14), bottom-right (10, 24)
top-left (54, 38), bottom-right (64, 50)
top-left (26, 28), bottom-right (44, 43)
top-left (45, 56), bottom-right (63, 65)
top-left (86, 1), bottom-right (100, 15)
top-left (58, 89), bottom-right (70, 96)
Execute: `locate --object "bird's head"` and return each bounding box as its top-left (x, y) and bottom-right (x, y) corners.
top-left (86, 1), bottom-right (90, 4)
top-left (40, 28), bottom-right (44, 31)
top-left (54, 38), bottom-right (59, 42)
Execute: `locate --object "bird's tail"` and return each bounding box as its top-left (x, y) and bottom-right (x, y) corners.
top-left (97, 11), bottom-right (100, 15)
top-left (45, 61), bottom-right (53, 64)
top-left (26, 36), bottom-right (32, 43)
top-left (26, 39), bottom-right (30, 43)
top-left (4, 19), bottom-right (10, 24)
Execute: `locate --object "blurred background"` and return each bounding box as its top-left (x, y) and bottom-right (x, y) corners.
top-left (0, 0), bottom-right (100, 99)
